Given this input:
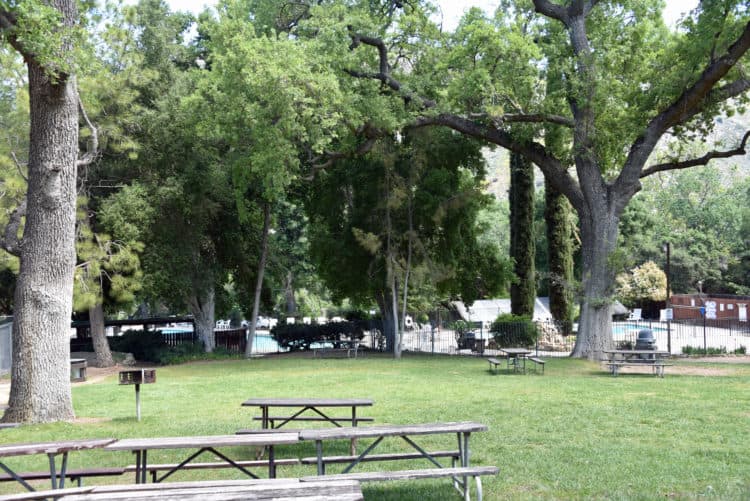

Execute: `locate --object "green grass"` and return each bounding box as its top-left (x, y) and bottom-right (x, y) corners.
top-left (2, 354), bottom-right (750, 500)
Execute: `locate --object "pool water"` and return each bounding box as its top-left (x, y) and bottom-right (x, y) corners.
top-left (612, 324), bottom-right (667, 336)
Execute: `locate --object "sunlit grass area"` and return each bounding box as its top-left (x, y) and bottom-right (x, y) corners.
top-left (2, 354), bottom-right (749, 500)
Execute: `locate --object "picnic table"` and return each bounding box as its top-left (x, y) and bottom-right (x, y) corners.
top-left (298, 421), bottom-right (496, 501)
top-left (602, 350), bottom-right (672, 377)
top-left (0, 479), bottom-right (364, 501)
top-left (0, 438), bottom-right (115, 492)
top-left (104, 433), bottom-right (298, 483)
top-left (499, 348), bottom-right (532, 373)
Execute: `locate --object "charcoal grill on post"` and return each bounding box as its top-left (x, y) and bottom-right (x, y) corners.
top-left (119, 369), bottom-right (156, 421)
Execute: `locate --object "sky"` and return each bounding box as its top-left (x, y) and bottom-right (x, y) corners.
top-left (161, 0), bottom-right (700, 29)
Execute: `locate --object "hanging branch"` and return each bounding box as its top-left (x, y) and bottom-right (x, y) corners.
top-left (76, 91), bottom-right (99, 167)
top-left (641, 131), bottom-right (750, 177)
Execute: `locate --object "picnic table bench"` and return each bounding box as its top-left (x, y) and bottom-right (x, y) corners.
top-left (0, 467), bottom-right (125, 487)
top-left (104, 433), bottom-right (299, 483)
top-left (0, 479), bottom-right (364, 501)
top-left (0, 439), bottom-right (116, 492)
top-left (299, 421), bottom-right (498, 501)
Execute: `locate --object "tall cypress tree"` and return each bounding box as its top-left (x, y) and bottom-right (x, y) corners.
top-left (509, 151), bottom-right (536, 317)
top-left (545, 181), bottom-right (575, 334)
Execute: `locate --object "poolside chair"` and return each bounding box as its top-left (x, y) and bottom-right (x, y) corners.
top-left (627, 308), bottom-right (642, 321)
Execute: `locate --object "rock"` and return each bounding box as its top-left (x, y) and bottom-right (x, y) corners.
top-left (122, 353), bottom-right (136, 366)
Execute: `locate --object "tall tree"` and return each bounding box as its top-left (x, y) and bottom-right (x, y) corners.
top-left (323, 0), bottom-right (750, 359)
top-left (0, 0), bottom-right (92, 422)
top-left (509, 152), bottom-right (536, 316)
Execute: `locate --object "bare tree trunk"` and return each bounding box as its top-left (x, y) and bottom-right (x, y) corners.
top-left (2, 58), bottom-right (79, 423)
top-left (89, 302), bottom-right (114, 367)
top-left (245, 202), bottom-right (271, 358)
top-left (188, 287), bottom-right (215, 352)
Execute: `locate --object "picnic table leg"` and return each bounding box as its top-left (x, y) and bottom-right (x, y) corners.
top-left (0, 462), bottom-right (35, 492)
top-left (268, 445), bottom-right (276, 479)
top-left (350, 406), bottom-right (358, 455)
top-left (315, 440), bottom-right (325, 475)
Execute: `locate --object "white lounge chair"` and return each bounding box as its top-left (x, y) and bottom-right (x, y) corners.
top-left (627, 308), bottom-right (642, 321)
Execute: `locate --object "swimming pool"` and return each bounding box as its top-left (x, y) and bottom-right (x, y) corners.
top-left (612, 324), bottom-right (667, 336)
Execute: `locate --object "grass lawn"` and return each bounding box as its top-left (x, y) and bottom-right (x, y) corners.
top-left (1, 354), bottom-right (749, 500)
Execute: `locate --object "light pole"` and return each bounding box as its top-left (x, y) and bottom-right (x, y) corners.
top-left (664, 242), bottom-right (671, 354)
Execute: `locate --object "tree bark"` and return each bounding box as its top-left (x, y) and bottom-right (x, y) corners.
top-left (509, 152), bottom-right (536, 317)
top-left (2, 52), bottom-right (79, 422)
top-left (570, 200), bottom-right (620, 360)
top-left (89, 302), bottom-right (114, 367)
top-left (284, 270), bottom-right (296, 316)
top-left (245, 202), bottom-right (271, 358)
top-left (188, 287), bottom-right (215, 352)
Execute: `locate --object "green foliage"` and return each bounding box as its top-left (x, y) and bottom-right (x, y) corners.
top-left (490, 313), bottom-right (537, 348)
top-left (509, 152), bottom-right (535, 316)
top-left (270, 321), bottom-right (365, 351)
top-left (108, 330), bottom-right (166, 362)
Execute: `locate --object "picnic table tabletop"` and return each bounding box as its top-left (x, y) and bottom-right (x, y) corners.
top-left (242, 398), bottom-right (373, 408)
top-left (104, 433), bottom-right (299, 451)
top-left (498, 348), bottom-right (532, 356)
top-left (0, 439), bottom-right (116, 458)
top-left (299, 421), bottom-right (487, 441)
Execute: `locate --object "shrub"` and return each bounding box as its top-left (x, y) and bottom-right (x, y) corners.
top-left (109, 330), bottom-right (166, 362)
top-left (271, 321), bottom-right (365, 351)
top-left (734, 345), bottom-right (747, 355)
top-left (682, 345), bottom-right (727, 356)
top-left (490, 314), bottom-right (537, 348)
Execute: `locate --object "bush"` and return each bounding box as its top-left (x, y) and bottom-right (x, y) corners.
top-left (682, 345), bottom-right (727, 356)
top-left (109, 330), bottom-right (166, 362)
top-left (271, 321), bottom-right (365, 351)
top-left (490, 314), bottom-right (537, 348)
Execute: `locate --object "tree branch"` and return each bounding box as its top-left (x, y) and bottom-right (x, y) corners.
top-left (620, 21), bottom-right (750, 188)
top-left (532, 0), bottom-right (569, 24)
top-left (412, 113), bottom-right (586, 211)
top-left (476, 112), bottom-right (574, 128)
top-left (640, 131), bottom-right (750, 178)
top-left (346, 28), bottom-right (436, 109)
top-left (76, 91), bottom-right (99, 167)
top-left (0, 197), bottom-right (26, 256)
top-left (10, 152), bottom-right (28, 182)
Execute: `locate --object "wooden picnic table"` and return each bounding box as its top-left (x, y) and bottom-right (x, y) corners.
top-left (298, 421), bottom-right (494, 501)
top-left (0, 439), bottom-right (116, 492)
top-left (104, 433), bottom-right (298, 484)
top-left (602, 350), bottom-right (672, 377)
top-left (498, 348), bottom-right (532, 373)
top-left (241, 398), bottom-right (374, 455)
top-left (0, 479), bottom-right (364, 501)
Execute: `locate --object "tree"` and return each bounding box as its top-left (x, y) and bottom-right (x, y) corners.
top-left (0, 0), bottom-right (90, 422)
top-left (615, 260), bottom-right (667, 307)
top-left (509, 152), bottom-right (536, 316)
top-left (322, 0), bottom-right (750, 359)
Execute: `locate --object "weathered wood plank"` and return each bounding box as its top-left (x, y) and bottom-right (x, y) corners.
top-left (299, 421), bottom-right (487, 441)
top-left (301, 465), bottom-right (499, 482)
top-left (250, 416), bottom-right (374, 423)
top-left (104, 433), bottom-right (298, 451)
top-left (300, 450), bottom-right (460, 465)
top-left (0, 467), bottom-right (125, 483)
top-left (56, 479), bottom-right (364, 500)
top-left (242, 398), bottom-right (373, 407)
top-left (0, 439), bottom-right (116, 458)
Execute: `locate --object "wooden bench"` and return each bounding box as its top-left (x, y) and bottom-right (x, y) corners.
top-left (0, 467), bottom-right (125, 487)
top-left (606, 361), bottom-right (673, 377)
top-left (486, 357), bottom-right (503, 374)
top-left (527, 357), bottom-right (545, 374)
top-left (300, 450), bottom-right (461, 474)
top-left (301, 466), bottom-right (499, 501)
top-left (313, 347), bottom-right (358, 359)
top-left (124, 459), bottom-right (300, 483)
top-left (250, 416), bottom-right (374, 427)
top-left (0, 479), bottom-right (364, 500)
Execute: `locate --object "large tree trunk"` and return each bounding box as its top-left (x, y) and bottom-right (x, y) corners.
top-left (188, 287), bottom-right (215, 352)
top-left (89, 302), bottom-right (114, 367)
top-left (509, 152), bottom-right (536, 317)
top-left (2, 60), bottom-right (79, 423)
top-left (545, 180), bottom-right (575, 335)
top-left (246, 202), bottom-right (271, 358)
top-left (571, 204), bottom-right (620, 360)
top-left (376, 292), bottom-right (398, 353)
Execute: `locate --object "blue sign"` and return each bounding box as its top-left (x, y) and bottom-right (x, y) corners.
top-left (699, 307), bottom-right (706, 317)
